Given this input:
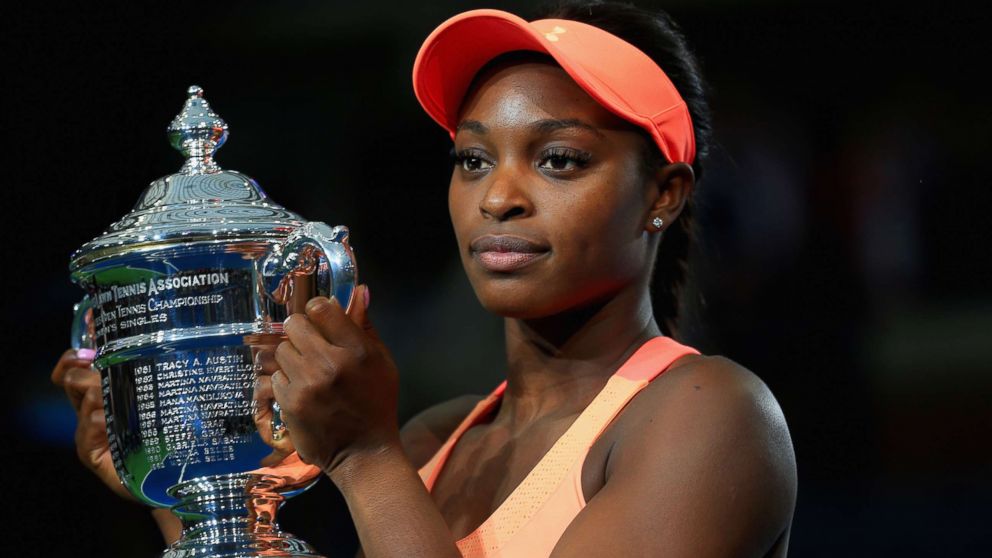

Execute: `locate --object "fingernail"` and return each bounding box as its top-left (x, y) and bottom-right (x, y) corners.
top-left (77, 348), bottom-right (96, 361)
top-left (363, 285), bottom-right (370, 310)
top-left (307, 296), bottom-right (332, 313)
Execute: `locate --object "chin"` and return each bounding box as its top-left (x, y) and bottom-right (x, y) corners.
top-left (472, 282), bottom-right (551, 319)
top-left (464, 272), bottom-right (562, 319)
top-left (482, 303), bottom-right (548, 320)
top-left (468, 277), bottom-right (607, 321)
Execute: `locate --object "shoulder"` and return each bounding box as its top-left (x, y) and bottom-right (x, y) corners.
top-left (399, 394), bottom-right (484, 469)
top-left (618, 353), bottom-right (794, 456)
top-left (605, 354), bottom-right (797, 551)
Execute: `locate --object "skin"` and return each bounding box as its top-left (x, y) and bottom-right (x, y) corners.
top-left (52, 60), bottom-right (797, 556)
top-left (50, 349), bottom-right (183, 542)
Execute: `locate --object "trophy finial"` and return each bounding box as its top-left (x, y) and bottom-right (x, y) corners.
top-left (168, 85), bottom-right (228, 175)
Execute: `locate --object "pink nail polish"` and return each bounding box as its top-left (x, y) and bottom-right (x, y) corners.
top-left (363, 286), bottom-right (370, 309)
top-left (77, 348), bottom-right (96, 361)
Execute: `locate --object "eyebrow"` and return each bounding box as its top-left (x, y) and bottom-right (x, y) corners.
top-left (456, 120), bottom-right (489, 134)
top-left (531, 118), bottom-right (605, 138)
top-left (454, 118), bottom-right (604, 138)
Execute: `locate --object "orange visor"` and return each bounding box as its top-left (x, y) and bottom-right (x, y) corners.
top-left (413, 9), bottom-right (696, 165)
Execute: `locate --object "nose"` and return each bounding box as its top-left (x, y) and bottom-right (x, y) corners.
top-left (479, 165), bottom-right (533, 222)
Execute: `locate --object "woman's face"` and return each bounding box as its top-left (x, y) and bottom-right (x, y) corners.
top-left (448, 60), bottom-right (667, 319)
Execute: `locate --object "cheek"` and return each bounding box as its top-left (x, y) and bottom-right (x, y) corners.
top-left (550, 175), bottom-right (647, 278)
top-left (448, 179), bottom-right (472, 246)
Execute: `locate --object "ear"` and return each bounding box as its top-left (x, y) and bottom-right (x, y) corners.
top-left (646, 162), bottom-right (695, 232)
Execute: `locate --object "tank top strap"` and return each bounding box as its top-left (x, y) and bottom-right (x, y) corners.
top-left (557, 335), bottom-right (700, 455)
top-left (613, 335), bottom-right (700, 382)
top-left (419, 381), bottom-right (507, 490)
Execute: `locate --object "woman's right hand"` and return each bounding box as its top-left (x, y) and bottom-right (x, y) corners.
top-left (50, 348), bottom-right (134, 502)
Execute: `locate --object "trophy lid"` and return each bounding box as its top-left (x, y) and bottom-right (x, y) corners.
top-left (70, 86), bottom-right (306, 271)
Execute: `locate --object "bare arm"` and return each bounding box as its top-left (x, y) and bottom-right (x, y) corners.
top-left (348, 395), bottom-right (482, 558)
top-left (332, 442), bottom-right (460, 558)
top-left (550, 357), bottom-right (797, 557)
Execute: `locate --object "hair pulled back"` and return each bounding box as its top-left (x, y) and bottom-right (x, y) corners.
top-left (534, 0), bottom-right (713, 339)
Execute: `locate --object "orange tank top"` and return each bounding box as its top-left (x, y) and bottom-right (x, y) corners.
top-left (417, 336), bottom-right (700, 557)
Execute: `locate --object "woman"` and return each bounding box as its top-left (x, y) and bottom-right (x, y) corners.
top-left (53, 2), bottom-right (797, 556)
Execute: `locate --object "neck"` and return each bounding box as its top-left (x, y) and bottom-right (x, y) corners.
top-left (497, 284), bottom-right (661, 429)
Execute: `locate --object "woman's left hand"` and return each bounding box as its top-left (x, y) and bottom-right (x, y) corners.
top-left (255, 284), bottom-right (401, 478)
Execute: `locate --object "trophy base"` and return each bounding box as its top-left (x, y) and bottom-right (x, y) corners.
top-left (162, 473), bottom-right (325, 558)
top-left (162, 531), bottom-right (321, 558)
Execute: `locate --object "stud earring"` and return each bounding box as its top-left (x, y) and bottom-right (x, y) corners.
top-left (651, 216), bottom-right (664, 229)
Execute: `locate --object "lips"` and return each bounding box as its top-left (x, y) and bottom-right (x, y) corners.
top-left (470, 234), bottom-right (549, 272)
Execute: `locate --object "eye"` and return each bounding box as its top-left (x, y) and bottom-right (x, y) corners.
top-left (451, 148), bottom-right (494, 173)
top-left (537, 147), bottom-right (592, 173)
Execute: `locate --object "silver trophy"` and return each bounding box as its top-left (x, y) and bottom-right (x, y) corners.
top-left (69, 86), bottom-right (356, 557)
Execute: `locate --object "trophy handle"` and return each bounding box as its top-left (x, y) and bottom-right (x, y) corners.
top-left (262, 222), bottom-right (358, 312)
top-left (71, 295), bottom-right (97, 360)
top-left (261, 222), bottom-right (358, 441)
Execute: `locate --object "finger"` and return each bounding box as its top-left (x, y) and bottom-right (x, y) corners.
top-left (88, 408), bottom-right (107, 432)
top-left (346, 284), bottom-right (381, 343)
top-left (269, 369), bottom-right (298, 413)
top-left (79, 385), bottom-right (104, 419)
top-left (51, 349), bottom-right (77, 385)
top-left (63, 367), bottom-right (101, 412)
top-left (283, 312), bottom-right (335, 357)
top-left (76, 408), bottom-right (109, 467)
top-left (254, 374), bottom-right (274, 411)
top-left (75, 406), bottom-right (103, 446)
top-left (305, 296), bottom-right (364, 349)
top-left (82, 408), bottom-right (107, 448)
top-left (253, 373), bottom-right (298, 453)
top-left (273, 341), bottom-right (304, 383)
top-left (51, 348), bottom-right (93, 386)
top-left (255, 348), bottom-right (280, 376)
top-left (253, 375), bottom-right (274, 431)
top-left (79, 418), bottom-right (107, 458)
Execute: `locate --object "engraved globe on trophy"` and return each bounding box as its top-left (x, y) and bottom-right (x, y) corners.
top-left (69, 86), bottom-right (356, 557)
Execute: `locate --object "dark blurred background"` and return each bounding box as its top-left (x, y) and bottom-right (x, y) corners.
top-left (2, 1), bottom-right (989, 556)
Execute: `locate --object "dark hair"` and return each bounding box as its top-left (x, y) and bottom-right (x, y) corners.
top-left (534, 0), bottom-right (713, 340)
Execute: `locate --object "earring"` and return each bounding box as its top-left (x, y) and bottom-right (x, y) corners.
top-left (651, 216), bottom-right (664, 230)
